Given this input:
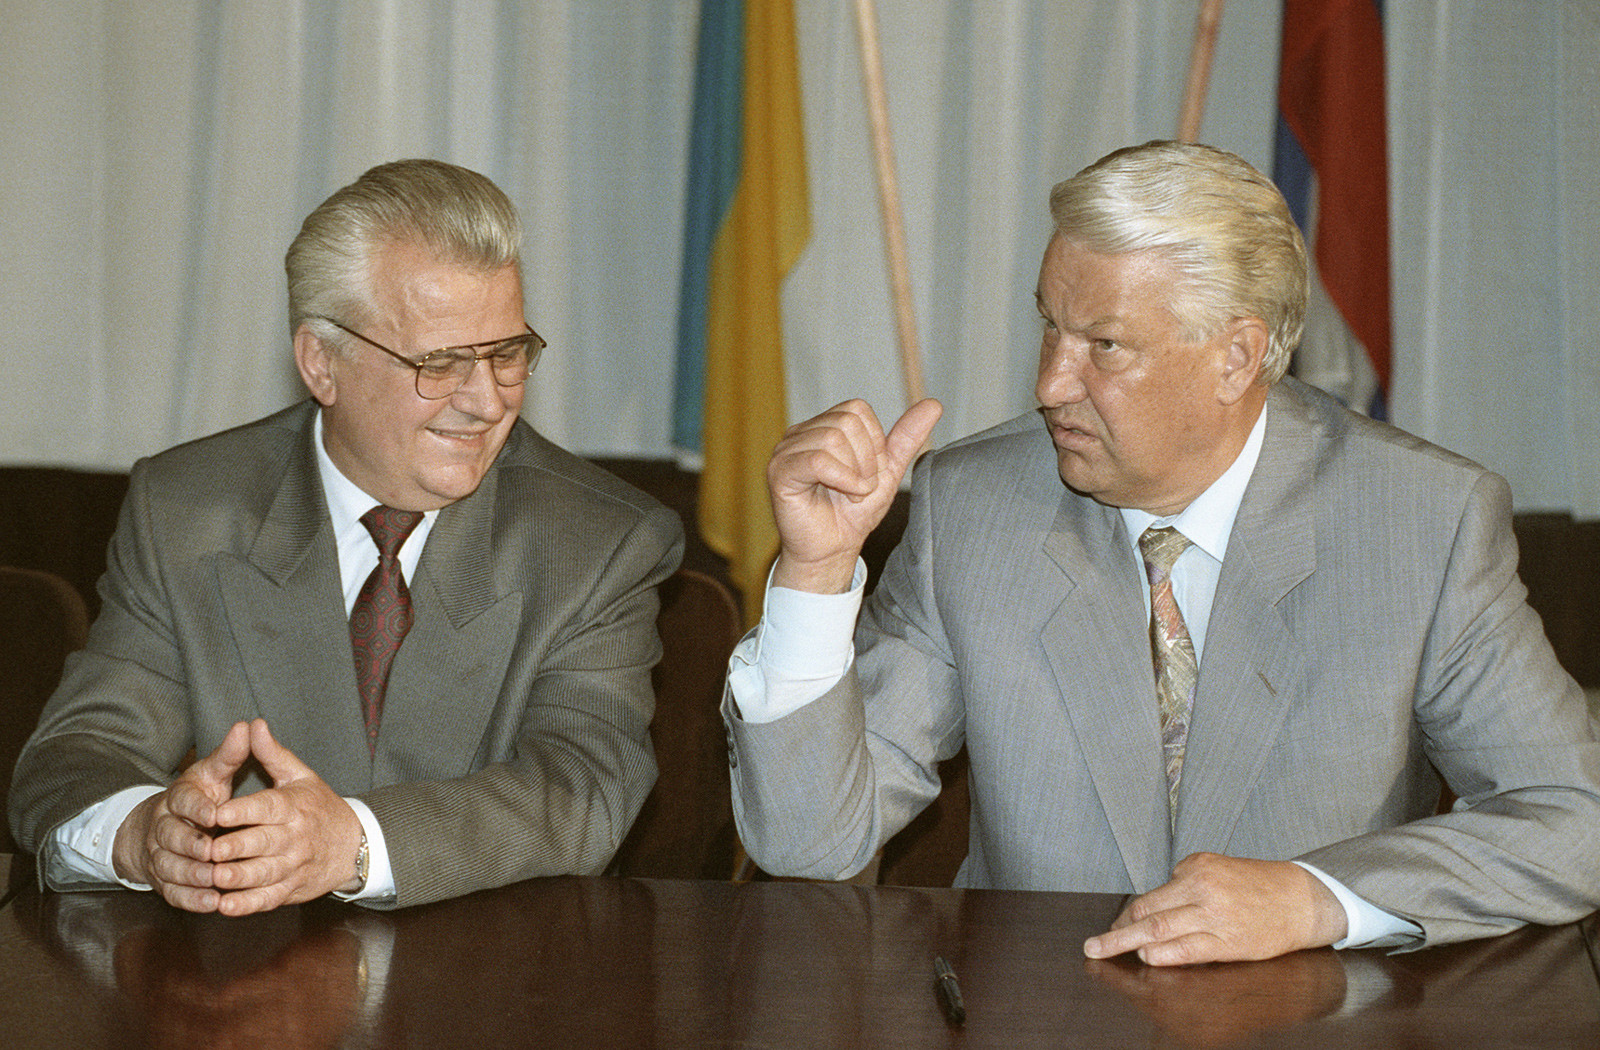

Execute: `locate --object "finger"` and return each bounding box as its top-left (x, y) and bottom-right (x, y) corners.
top-left (153, 881), bottom-right (223, 914)
top-left (1104, 878), bottom-right (1187, 931)
top-left (772, 420), bottom-right (884, 501)
top-left (772, 442), bottom-right (879, 501)
top-left (163, 777), bottom-right (224, 830)
top-left (1083, 903), bottom-right (1199, 959)
top-left (802, 398), bottom-right (887, 450)
top-left (189, 721), bottom-right (253, 789)
top-left (247, 718), bottom-right (314, 786)
top-left (213, 784), bottom-right (288, 830)
top-left (823, 399), bottom-right (891, 484)
top-left (1133, 931), bottom-right (1227, 967)
top-left (1084, 921), bottom-right (1149, 959)
top-left (212, 853), bottom-right (289, 893)
top-left (1107, 893), bottom-right (1137, 929)
top-left (150, 809), bottom-right (216, 863)
top-left (216, 882), bottom-right (292, 918)
top-left (777, 401), bottom-right (888, 476)
top-left (146, 842), bottom-right (217, 893)
top-left (881, 398), bottom-right (943, 475)
top-left (209, 821), bottom-right (278, 863)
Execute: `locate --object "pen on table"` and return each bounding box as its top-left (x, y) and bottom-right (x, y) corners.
top-left (934, 955), bottom-right (966, 1025)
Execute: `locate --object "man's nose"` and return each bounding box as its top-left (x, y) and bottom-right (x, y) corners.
top-left (1036, 341), bottom-right (1088, 407)
top-left (449, 357), bottom-right (509, 419)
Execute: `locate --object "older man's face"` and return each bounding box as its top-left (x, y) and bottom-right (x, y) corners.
top-left (300, 240), bottom-right (527, 511)
top-left (1033, 234), bottom-right (1260, 517)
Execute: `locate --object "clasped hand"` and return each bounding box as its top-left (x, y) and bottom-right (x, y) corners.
top-left (112, 718), bottom-right (364, 916)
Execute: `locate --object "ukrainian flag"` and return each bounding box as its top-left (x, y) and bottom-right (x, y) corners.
top-left (672, 0), bottom-right (810, 623)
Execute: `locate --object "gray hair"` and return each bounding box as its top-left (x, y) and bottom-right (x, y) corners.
top-left (286, 159), bottom-right (523, 342)
top-left (1048, 141), bottom-right (1306, 384)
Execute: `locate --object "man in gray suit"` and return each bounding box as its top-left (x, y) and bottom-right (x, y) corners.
top-left (10, 159), bottom-right (683, 915)
top-left (725, 141), bottom-right (1600, 964)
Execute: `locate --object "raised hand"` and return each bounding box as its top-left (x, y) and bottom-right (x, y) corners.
top-left (1082, 852), bottom-right (1348, 966)
top-left (112, 720), bottom-right (253, 913)
top-left (207, 719), bottom-right (365, 917)
top-left (767, 397), bottom-right (942, 594)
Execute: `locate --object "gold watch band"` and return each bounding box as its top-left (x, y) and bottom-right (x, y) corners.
top-left (352, 830), bottom-right (370, 893)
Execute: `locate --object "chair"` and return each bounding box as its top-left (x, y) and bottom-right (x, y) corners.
top-left (608, 569), bottom-right (744, 879)
top-left (0, 566), bottom-right (90, 854)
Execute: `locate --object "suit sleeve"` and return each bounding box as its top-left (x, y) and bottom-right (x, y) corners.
top-left (361, 503), bottom-right (683, 908)
top-left (727, 453), bottom-right (965, 880)
top-left (1298, 470), bottom-right (1600, 946)
top-left (7, 458), bottom-right (197, 880)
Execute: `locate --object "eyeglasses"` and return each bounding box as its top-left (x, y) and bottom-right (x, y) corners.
top-left (316, 318), bottom-right (546, 400)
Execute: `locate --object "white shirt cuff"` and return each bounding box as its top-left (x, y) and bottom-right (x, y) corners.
top-left (1294, 861), bottom-right (1423, 949)
top-left (46, 786), bottom-right (164, 890)
top-left (332, 797), bottom-right (396, 903)
top-left (727, 559), bottom-right (867, 724)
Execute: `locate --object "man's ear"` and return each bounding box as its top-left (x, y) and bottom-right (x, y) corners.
top-left (294, 325), bottom-right (338, 407)
top-left (1217, 316), bottom-right (1269, 405)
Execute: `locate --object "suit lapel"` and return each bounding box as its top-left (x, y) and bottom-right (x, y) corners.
top-left (376, 458), bottom-right (522, 785)
top-left (1042, 496), bottom-right (1174, 888)
top-left (1175, 385), bottom-right (1318, 855)
top-left (217, 409), bottom-right (373, 790)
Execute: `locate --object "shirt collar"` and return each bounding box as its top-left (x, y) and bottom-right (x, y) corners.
top-left (312, 409), bottom-right (437, 539)
top-left (1120, 402), bottom-right (1268, 562)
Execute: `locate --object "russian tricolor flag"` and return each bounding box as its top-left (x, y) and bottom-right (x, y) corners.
top-left (1274, 0), bottom-right (1390, 418)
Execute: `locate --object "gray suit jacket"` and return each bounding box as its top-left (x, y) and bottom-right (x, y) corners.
top-left (729, 379), bottom-right (1600, 946)
top-left (10, 401), bottom-right (684, 907)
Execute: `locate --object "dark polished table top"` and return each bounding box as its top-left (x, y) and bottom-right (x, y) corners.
top-left (1, 854), bottom-right (1596, 1049)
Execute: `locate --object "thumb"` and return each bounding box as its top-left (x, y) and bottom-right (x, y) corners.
top-left (248, 718), bottom-right (312, 786)
top-left (191, 721), bottom-right (253, 788)
top-left (883, 398), bottom-right (943, 477)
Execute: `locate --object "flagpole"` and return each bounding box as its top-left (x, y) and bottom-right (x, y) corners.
top-left (1177, 0), bottom-right (1225, 141)
top-left (852, 0), bottom-right (927, 406)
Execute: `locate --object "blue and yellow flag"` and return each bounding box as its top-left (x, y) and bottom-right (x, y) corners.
top-left (673, 0), bottom-right (810, 622)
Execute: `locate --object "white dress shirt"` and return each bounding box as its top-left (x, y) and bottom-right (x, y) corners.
top-left (46, 411), bottom-right (436, 904)
top-left (729, 405), bottom-right (1420, 949)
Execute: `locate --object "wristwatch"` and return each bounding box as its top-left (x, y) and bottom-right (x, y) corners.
top-left (352, 830), bottom-right (370, 894)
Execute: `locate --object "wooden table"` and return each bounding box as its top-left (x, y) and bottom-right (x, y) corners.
top-left (1, 857), bottom-right (1596, 1048)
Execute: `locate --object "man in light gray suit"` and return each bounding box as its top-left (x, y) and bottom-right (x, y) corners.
top-left (724, 141), bottom-right (1600, 964)
top-left (10, 159), bottom-right (683, 915)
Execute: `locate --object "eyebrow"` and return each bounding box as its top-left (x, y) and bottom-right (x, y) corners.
top-left (440, 330), bottom-right (535, 351)
top-left (1034, 294), bottom-right (1122, 333)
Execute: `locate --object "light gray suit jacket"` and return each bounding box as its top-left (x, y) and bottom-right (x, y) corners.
top-left (10, 400), bottom-right (684, 907)
top-left (729, 379), bottom-right (1600, 946)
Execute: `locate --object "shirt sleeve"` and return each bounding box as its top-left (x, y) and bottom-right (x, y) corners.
top-left (727, 560), bottom-right (867, 724)
top-left (45, 786), bottom-right (163, 889)
top-left (1295, 861), bottom-right (1424, 949)
top-left (332, 797), bottom-right (396, 903)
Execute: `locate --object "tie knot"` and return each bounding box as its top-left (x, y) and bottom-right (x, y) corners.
top-left (361, 505), bottom-right (424, 558)
top-left (1139, 526), bottom-right (1192, 575)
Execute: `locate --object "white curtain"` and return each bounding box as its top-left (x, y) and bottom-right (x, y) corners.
top-left (4, 0), bottom-right (1596, 518)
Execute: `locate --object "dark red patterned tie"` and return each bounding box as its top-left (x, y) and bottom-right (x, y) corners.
top-left (350, 505), bottom-right (424, 754)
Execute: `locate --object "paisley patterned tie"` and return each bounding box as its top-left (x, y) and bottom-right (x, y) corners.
top-left (350, 505), bottom-right (424, 755)
top-left (1140, 526), bottom-right (1197, 827)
